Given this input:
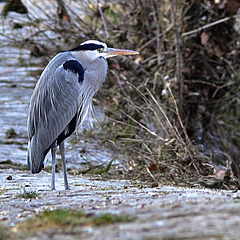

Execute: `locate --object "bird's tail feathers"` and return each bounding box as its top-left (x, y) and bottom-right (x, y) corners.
top-left (27, 137), bottom-right (45, 174)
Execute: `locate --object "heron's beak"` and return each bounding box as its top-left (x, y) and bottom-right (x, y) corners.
top-left (105, 48), bottom-right (139, 58)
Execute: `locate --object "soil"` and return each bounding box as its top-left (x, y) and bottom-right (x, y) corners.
top-left (1, 168), bottom-right (240, 240)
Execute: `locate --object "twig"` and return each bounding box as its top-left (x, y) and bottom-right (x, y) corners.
top-left (182, 16), bottom-right (232, 37)
top-left (125, 81), bottom-right (172, 136)
top-left (64, 2), bottom-right (93, 33)
top-left (152, 0), bottom-right (161, 65)
top-left (121, 111), bottom-right (166, 141)
top-left (145, 164), bottom-right (160, 184)
top-left (98, 3), bottom-right (109, 38)
top-left (165, 80), bottom-right (193, 149)
top-left (171, 0), bottom-right (183, 117)
top-left (146, 88), bottom-right (176, 136)
top-left (137, 23), bottom-right (174, 52)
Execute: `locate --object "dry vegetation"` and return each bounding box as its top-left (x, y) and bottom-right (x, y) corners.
top-left (1, 0), bottom-right (240, 187)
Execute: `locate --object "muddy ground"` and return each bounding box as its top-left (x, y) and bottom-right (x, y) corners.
top-left (1, 168), bottom-right (240, 240)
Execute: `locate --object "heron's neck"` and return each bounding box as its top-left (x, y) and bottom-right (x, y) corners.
top-left (72, 51), bottom-right (96, 66)
top-left (71, 51), bottom-right (107, 71)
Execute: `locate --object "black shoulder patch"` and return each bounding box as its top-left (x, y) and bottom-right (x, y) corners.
top-left (63, 60), bottom-right (84, 83)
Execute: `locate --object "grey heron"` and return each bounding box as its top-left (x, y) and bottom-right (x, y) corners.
top-left (27, 40), bottom-right (139, 190)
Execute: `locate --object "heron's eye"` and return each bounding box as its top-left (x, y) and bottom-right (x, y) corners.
top-left (97, 48), bottom-right (102, 52)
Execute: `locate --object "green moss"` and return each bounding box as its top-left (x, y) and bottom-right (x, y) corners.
top-left (15, 209), bottom-right (133, 236)
top-left (42, 165), bottom-right (52, 173)
top-left (5, 128), bottom-right (17, 139)
top-left (0, 159), bottom-right (28, 171)
top-left (0, 225), bottom-right (11, 240)
top-left (92, 213), bottom-right (132, 225)
top-left (16, 189), bottom-right (39, 199)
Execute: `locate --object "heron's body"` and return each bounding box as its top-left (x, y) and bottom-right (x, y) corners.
top-left (27, 40), bottom-right (138, 190)
top-left (27, 49), bottom-right (107, 173)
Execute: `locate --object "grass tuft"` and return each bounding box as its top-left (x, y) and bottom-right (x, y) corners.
top-left (16, 189), bottom-right (39, 199)
top-left (0, 225), bottom-right (11, 240)
top-left (92, 213), bottom-right (132, 225)
top-left (14, 209), bottom-right (133, 236)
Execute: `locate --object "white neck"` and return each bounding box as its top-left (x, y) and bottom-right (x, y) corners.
top-left (72, 50), bottom-right (100, 65)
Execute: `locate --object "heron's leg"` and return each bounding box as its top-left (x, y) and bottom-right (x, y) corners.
top-left (59, 141), bottom-right (70, 190)
top-left (51, 141), bottom-right (57, 190)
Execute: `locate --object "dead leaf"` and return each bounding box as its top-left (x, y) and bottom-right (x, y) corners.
top-left (227, 0), bottom-right (240, 13)
top-left (214, 45), bottom-right (224, 56)
top-left (201, 32), bottom-right (210, 46)
top-left (151, 182), bottom-right (159, 188)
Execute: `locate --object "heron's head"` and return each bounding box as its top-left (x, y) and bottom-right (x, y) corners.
top-left (70, 40), bottom-right (139, 62)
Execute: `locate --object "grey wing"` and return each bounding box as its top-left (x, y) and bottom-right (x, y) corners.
top-left (27, 59), bottom-right (84, 173)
